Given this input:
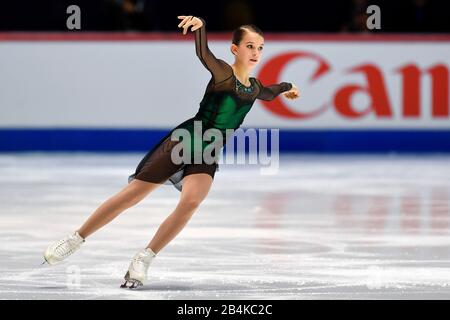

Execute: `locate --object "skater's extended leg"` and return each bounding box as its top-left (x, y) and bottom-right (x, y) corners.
top-left (43, 179), bottom-right (160, 265)
top-left (77, 179), bottom-right (161, 238)
top-left (146, 173), bottom-right (213, 254)
top-left (121, 173), bottom-right (213, 288)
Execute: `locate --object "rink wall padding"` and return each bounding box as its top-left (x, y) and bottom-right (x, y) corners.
top-left (1, 33), bottom-right (450, 153)
top-left (1, 128), bottom-right (450, 153)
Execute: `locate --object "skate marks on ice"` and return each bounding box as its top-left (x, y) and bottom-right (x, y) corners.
top-left (0, 153), bottom-right (449, 299)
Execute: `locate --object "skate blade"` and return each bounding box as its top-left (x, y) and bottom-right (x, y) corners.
top-left (121, 271), bottom-right (142, 289)
top-left (40, 256), bottom-right (50, 266)
top-left (120, 271), bottom-right (144, 289)
top-left (120, 279), bottom-right (143, 289)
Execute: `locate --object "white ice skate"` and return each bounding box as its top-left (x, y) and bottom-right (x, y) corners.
top-left (121, 248), bottom-right (156, 289)
top-left (43, 232), bottom-right (85, 265)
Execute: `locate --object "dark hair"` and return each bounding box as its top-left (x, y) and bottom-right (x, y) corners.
top-left (232, 24), bottom-right (264, 45)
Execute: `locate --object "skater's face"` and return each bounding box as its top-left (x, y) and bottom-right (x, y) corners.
top-left (231, 30), bottom-right (264, 69)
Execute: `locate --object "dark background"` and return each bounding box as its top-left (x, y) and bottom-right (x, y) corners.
top-left (0, 0), bottom-right (449, 33)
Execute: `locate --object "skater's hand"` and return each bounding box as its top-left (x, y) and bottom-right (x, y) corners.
top-left (177, 15), bottom-right (203, 35)
top-left (283, 84), bottom-right (300, 100)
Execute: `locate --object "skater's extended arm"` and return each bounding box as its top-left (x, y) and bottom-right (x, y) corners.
top-left (255, 79), bottom-right (300, 101)
top-left (177, 15), bottom-right (233, 84)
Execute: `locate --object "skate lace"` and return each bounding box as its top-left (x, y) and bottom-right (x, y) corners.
top-left (133, 255), bottom-right (145, 264)
top-left (132, 253), bottom-right (150, 266)
top-left (54, 236), bottom-right (80, 258)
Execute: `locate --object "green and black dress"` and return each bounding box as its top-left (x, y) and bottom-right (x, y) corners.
top-left (128, 18), bottom-right (292, 191)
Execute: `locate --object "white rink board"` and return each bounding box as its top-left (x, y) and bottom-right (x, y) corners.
top-left (1, 39), bottom-right (450, 129)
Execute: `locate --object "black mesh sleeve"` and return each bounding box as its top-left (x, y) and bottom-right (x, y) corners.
top-left (195, 17), bottom-right (233, 84)
top-left (255, 79), bottom-right (293, 101)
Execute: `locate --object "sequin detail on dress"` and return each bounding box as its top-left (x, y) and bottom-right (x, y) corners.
top-left (235, 78), bottom-right (254, 94)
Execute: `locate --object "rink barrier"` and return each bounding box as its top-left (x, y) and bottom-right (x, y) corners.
top-left (1, 33), bottom-right (449, 153)
top-left (1, 128), bottom-right (450, 153)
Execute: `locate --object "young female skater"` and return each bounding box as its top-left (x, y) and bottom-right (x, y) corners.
top-left (43, 15), bottom-right (300, 289)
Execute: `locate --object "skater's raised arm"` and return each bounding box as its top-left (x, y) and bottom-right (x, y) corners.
top-left (177, 15), bottom-right (233, 84)
top-left (255, 79), bottom-right (300, 101)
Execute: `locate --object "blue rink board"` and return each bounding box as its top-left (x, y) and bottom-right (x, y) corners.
top-left (1, 128), bottom-right (450, 153)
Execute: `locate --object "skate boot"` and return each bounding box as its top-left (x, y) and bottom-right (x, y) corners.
top-left (43, 231), bottom-right (85, 265)
top-left (121, 248), bottom-right (156, 289)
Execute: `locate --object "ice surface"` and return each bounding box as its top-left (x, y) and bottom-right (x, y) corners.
top-left (0, 152), bottom-right (449, 299)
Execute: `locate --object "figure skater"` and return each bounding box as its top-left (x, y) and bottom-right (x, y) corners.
top-left (43, 15), bottom-right (300, 289)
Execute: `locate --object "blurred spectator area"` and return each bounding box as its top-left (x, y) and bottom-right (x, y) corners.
top-left (0, 0), bottom-right (449, 32)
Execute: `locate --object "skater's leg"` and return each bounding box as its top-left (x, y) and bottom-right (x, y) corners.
top-left (77, 179), bottom-right (160, 238)
top-left (146, 173), bottom-right (213, 254)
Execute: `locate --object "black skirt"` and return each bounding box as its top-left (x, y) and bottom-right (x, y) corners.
top-left (128, 118), bottom-right (219, 192)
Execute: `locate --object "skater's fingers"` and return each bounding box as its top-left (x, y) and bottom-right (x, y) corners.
top-left (181, 19), bottom-right (195, 34)
top-left (183, 21), bottom-right (192, 30)
top-left (190, 17), bottom-right (201, 29)
top-left (284, 86), bottom-right (300, 99)
top-left (178, 18), bottom-right (187, 28)
top-left (191, 24), bottom-right (201, 31)
top-left (184, 20), bottom-right (196, 33)
top-left (181, 16), bottom-right (192, 24)
top-left (178, 15), bottom-right (192, 28)
top-left (182, 22), bottom-right (193, 35)
top-left (178, 16), bottom-right (189, 28)
top-left (291, 90), bottom-right (300, 98)
top-left (285, 92), bottom-right (295, 99)
top-left (183, 18), bottom-right (195, 30)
